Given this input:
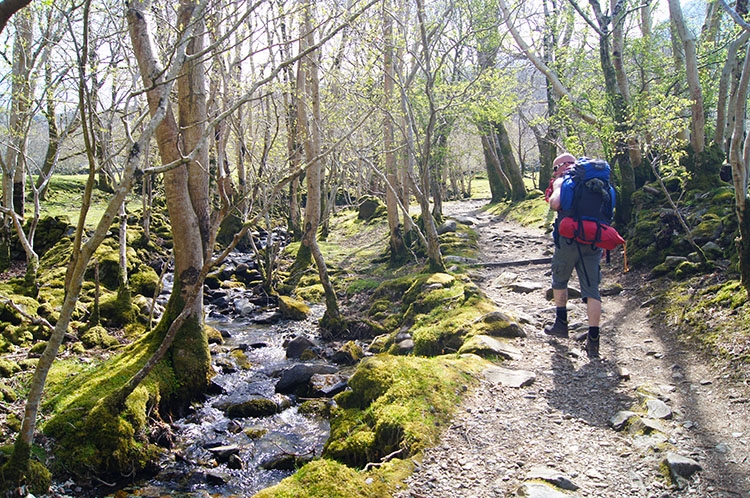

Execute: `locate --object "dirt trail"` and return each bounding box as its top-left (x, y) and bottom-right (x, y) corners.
top-left (396, 199), bottom-right (750, 498)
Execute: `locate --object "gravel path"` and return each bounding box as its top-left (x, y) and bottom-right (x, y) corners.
top-left (396, 199), bottom-right (750, 498)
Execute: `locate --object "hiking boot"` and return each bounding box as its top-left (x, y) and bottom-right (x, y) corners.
top-left (544, 321), bottom-right (568, 338)
top-left (586, 335), bottom-right (600, 359)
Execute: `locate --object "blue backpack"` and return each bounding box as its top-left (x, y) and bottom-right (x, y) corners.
top-left (559, 157), bottom-right (615, 223)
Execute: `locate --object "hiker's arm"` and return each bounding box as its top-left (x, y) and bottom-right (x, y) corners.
top-left (549, 177), bottom-right (564, 211)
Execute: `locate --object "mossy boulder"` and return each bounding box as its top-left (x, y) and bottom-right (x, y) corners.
top-left (296, 284), bottom-right (325, 302)
top-left (254, 458), bottom-right (411, 498)
top-left (469, 311), bottom-right (525, 338)
top-left (98, 293), bottom-right (138, 328)
top-left (690, 214), bottom-right (722, 245)
top-left (0, 383), bottom-right (16, 402)
top-left (225, 398), bottom-right (280, 418)
top-left (357, 196), bottom-right (385, 221)
top-left (129, 267), bottom-right (160, 297)
top-left (325, 355), bottom-right (485, 468)
top-left (79, 325), bottom-right (119, 349)
top-left (278, 296), bottom-right (310, 321)
top-left (29, 342), bottom-right (48, 355)
top-left (206, 326), bottom-right (224, 345)
top-left (0, 359), bottom-right (21, 378)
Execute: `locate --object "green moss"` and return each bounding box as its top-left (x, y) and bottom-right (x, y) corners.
top-left (98, 292), bottom-right (138, 328)
top-left (245, 427), bottom-right (268, 439)
top-left (80, 325), bottom-right (119, 349)
top-left (346, 278), bottom-right (381, 297)
top-left (0, 359), bottom-right (21, 378)
top-left (29, 342), bottom-right (47, 355)
top-left (299, 400), bottom-right (335, 418)
top-left (278, 296), bottom-right (310, 321)
top-left (324, 355), bottom-right (486, 467)
top-left (253, 458), bottom-right (408, 498)
top-left (226, 399), bottom-right (280, 418)
top-left (130, 266), bottom-right (160, 297)
top-left (296, 284), bottom-right (325, 303)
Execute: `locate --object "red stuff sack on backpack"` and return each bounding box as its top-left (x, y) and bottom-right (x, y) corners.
top-left (558, 217), bottom-right (625, 250)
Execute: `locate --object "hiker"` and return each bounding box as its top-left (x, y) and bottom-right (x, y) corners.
top-left (544, 153), bottom-right (612, 359)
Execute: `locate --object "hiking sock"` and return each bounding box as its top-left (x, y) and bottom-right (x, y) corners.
top-left (588, 326), bottom-right (600, 340)
top-left (556, 307), bottom-right (568, 325)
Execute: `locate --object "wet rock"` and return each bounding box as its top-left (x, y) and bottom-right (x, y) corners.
top-left (610, 410), bottom-right (637, 431)
top-left (515, 482), bottom-right (576, 497)
top-left (310, 373), bottom-right (349, 397)
top-left (226, 454), bottom-right (243, 470)
top-left (663, 452), bottom-right (702, 480)
top-left (275, 363), bottom-right (339, 394)
top-left (260, 453), bottom-right (315, 470)
top-left (646, 399), bottom-right (672, 420)
top-left (206, 380), bottom-right (227, 396)
top-left (458, 335), bottom-right (522, 361)
top-left (227, 420), bottom-right (243, 433)
top-left (251, 311), bottom-right (282, 324)
top-left (285, 336), bottom-right (317, 359)
top-left (525, 465), bottom-right (579, 491)
top-left (204, 471), bottom-right (228, 486)
top-left (278, 296), bottom-right (310, 321)
top-left (234, 298), bottom-right (256, 316)
top-left (225, 398), bottom-right (280, 418)
top-left (206, 445), bottom-right (241, 463)
top-left (483, 366), bottom-right (536, 388)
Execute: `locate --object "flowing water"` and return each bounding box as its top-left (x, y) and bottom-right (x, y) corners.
top-left (103, 307), bottom-right (331, 498)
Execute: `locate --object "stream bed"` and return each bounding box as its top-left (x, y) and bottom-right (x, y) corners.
top-left (103, 306), bottom-right (332, 497)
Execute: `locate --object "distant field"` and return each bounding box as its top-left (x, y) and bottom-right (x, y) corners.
top-left (28, 174), bottom-right (143, 229)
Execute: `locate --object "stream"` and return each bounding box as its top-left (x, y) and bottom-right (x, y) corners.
top-left (74, 231), bottom-right (338, 497)
top-left (111, 308), bottom-right (332, 497)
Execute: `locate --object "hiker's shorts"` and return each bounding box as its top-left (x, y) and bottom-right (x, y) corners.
top-left (551, 237), bottom-right (602, 301)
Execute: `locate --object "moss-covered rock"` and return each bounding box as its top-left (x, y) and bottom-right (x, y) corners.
top-left (279, 296), bottom-right (310, 321)
top-left (79, 325), bottom-right (119, 349)
top-left (0, 382), bottom-right (17, 402)
top-left (296, 284), bottom-right (325, 303)
top-left (691, 214), bottom-right (723, 245)
top-left (324, 355), bottom-right (485, 468)
top-left (98, 292), bottom-right (138, 328)
top-left (206, 325), bottom-right (224, 345)
top-left (29, 341), bottom-right (47, 355)
top-left (0, 359), bottom-right (21, 378)
top-left (299, 399), bottom-right (336, 418)
top-left (225, 398), bottom-right (280, 418)
top-left (253, 458), bottom-right (412, 498)
top-left (130, 267), bottom-right (160, 297)
top-left (357, 196), bottom-right (385, 221)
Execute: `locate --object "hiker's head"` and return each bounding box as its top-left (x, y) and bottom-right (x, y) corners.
top-left (552, 153), bottom-right (576, 177)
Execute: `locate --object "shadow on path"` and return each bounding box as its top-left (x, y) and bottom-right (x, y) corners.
top-left (546, 339), bottom-right (634, 428)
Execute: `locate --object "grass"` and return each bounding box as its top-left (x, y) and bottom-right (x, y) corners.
top-left (27, 174), bottom-right (142, 229)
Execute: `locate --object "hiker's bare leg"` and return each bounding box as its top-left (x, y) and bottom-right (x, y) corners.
top-left (553, 288), bottom-right (567, 308)
top-left (587, 298), bottom-right (601, 327)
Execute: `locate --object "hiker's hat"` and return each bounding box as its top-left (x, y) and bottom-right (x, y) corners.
top-left (552, 153), bottom-right (576, 177)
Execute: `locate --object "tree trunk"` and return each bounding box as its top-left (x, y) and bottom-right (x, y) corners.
top-left (10, 8), bottom-right (32, 219)
top-left (669, 0), bottom-right (705, 154)
top-left (129, 0), bottom-right (210, 406)
top-left (494, 119), bottom-right (526, 200)
top-left (383, 0), bottom-right (405, 260)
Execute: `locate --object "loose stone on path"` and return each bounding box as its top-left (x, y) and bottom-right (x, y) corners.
top-left (483, 366), bottom-right (536, 388)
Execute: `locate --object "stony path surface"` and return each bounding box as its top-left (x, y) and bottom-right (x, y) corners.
top-left (395, 199), bottom-right (750, 498)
